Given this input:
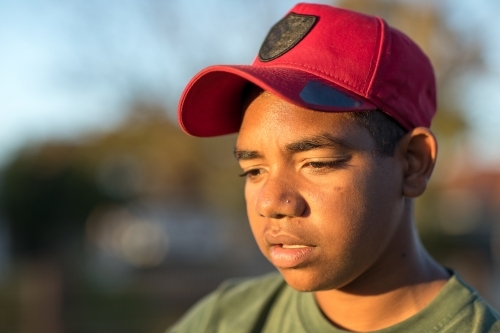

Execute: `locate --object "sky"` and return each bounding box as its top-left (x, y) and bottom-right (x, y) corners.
top-left (0, 0), bottom-right (499, 168)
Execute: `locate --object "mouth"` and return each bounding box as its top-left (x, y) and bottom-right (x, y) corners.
top-left (263, 232), bottom-right (316, 268)
top-left (281, 244), bottom-right (309, 249)
top-left (264, 233), bottom-right (314, 247)
top-left (269, 243), bottom-right (315, 269)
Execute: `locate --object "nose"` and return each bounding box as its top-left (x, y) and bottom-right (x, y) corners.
top-left (256, 174), bottom-right (306, 219)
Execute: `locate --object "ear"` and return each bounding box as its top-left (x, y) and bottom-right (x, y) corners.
top-left (398, 127), bottom-right (438, 198)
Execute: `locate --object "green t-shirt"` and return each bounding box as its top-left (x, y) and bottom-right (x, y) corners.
top-left (167, 272), bottom-right (500, 333)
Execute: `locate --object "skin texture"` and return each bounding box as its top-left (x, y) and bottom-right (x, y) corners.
top-left (235, 91), bottom-right (449, 332)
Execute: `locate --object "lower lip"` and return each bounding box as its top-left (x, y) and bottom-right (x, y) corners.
top-left (269, 245), bottom-right (315, 268)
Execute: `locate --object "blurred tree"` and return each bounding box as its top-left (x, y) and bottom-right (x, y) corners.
top-left (0, 102), bottom-right (245, 332)
top-left (1, 146), bottom-right (113, 257)
top-left (0, 102), bottom-right (243, 258)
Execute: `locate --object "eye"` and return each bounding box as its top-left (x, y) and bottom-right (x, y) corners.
top-left (307, 161), bottom-right (338, 168)
top-left (303, 159), bottom-right (349, 172)
top-left (239, 168), bottom-right (263, 180)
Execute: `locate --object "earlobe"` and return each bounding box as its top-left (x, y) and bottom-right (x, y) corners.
top-left (399, 127), bottom-right (438, 198)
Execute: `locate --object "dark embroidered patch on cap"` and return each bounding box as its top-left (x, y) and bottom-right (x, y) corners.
top-left (258, 13), bottom-right (317, 62)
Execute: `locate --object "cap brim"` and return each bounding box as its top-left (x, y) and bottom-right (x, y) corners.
top-left (178, 65), bottom-right (377, 137)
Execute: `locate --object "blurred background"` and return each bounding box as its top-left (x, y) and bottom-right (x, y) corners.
top-left (1, 0), bottom-right (500, 332)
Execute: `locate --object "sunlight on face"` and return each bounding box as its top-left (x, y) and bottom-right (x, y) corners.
top-left (236, 91), bottom-right (406, 292)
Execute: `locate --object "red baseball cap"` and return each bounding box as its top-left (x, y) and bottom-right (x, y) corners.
top-left (178, 3), bottom-right (436, 137)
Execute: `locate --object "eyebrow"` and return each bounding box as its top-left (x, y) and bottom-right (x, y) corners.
top-left (234, 133), bottom-right (354, 161)
top-left (285, 133), bottom-right (354, 153)
top-left (234, 150), bottom-right (263, 161)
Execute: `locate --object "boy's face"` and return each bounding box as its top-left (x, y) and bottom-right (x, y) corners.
top-left (236, 91), bottom-right (407, 292)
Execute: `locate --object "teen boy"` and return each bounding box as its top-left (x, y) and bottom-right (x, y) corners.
top-left (168, 3), bottom-right (500, 332)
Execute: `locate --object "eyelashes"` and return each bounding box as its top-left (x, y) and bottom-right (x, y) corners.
top-left (239, 169), bottom-right (262, 178)
top-left (239, 157), bottom-right (351, 180)
top-left (304, 159), bottom-right (348, 169)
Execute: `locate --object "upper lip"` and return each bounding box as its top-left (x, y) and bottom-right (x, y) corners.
top-left (264, 232), bottom-right (315, 247)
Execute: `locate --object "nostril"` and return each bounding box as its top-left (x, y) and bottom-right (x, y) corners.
top-left (258, 211), bottom-right (286, 219)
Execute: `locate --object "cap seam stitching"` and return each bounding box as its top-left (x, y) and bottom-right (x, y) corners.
top-left (366, 17), bottom-right (386, 95)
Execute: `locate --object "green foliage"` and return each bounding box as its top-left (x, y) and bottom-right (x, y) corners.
top-left (1, 146), bottom-right (113, 256)
top-left (0, 102), bottom-right (245, 257)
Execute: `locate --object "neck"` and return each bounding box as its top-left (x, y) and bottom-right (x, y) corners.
top-left (314, 212), bottom-right (449, 332)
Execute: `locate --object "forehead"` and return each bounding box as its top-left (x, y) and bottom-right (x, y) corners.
top-left (237, 90), bottom-right (373, 150)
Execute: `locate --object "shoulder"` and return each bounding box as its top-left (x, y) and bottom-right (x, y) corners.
top-left (441, 274), bottom-right (500, 333)
top-left (166, 272), bottom-right (286, 333)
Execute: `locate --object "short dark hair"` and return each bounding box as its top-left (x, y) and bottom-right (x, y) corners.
top-left (345, 110), bottom-right (407, 157)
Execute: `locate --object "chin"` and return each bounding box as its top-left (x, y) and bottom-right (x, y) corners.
top-left (278, 267), bottom-right (343, 292)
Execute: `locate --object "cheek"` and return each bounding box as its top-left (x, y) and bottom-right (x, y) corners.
top-left (321, 165), bottom-right (402, 256)
top-left (311, 187), bottom-right (367, 246)
top-left (308, 169), bottom-right (385, 243)
top-left (306, 171), bottom-right (366, 220)
top-left (244, 184), bottom-right (267, 249)
top-left (244, 182), bottom-right (258, 219)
